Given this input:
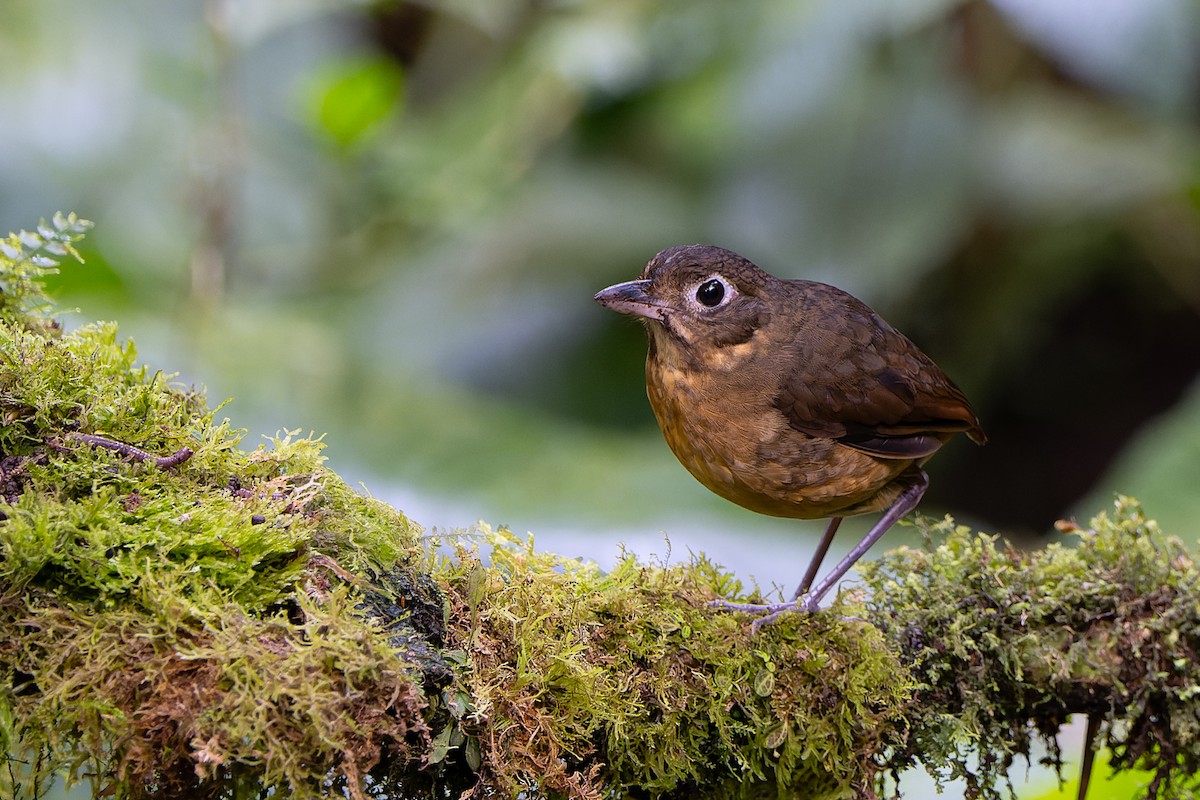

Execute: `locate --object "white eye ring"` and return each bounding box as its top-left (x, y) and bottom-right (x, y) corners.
top-left (690, 275), bottom-right (735, 310)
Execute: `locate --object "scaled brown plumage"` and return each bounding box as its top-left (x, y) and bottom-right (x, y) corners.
top-left (595, 244), bottom-right (985, 625)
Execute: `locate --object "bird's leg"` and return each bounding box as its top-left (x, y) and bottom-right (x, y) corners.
top-left (796, 471), bottom-right (927, 612)
top-left (710, 471), bottom-right (928, 628)
top-left (791, 516), bottom-right (842, 601)
top-left (708, 516), bottom-right (842, 615)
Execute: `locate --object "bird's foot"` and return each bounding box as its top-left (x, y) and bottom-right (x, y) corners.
top-left (708, 596), bottom-right (819, 632)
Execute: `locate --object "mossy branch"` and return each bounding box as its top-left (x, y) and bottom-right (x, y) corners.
top-left (2, 216), bottom-right (1196, 800)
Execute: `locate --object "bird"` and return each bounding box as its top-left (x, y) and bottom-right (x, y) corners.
top-left (594, 244), bottom-right (986, 626)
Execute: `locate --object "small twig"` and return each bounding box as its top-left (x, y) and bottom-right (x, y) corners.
top-left (65, 433), bottom-right (194, 469)
top-left (1077, 713), bottom-right (1099, 800)
top-left (155, 446), bottom-right (195, 468)
top-left (215, 535), bottom-right (241, 557)
top-left (308, 553), bottom-right (359, 585)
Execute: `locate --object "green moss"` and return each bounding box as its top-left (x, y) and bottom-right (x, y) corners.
top-left (437, 527), bottom-right (912, 799)
top-left (4, 214), bottom-right (1199, 800)
top-left (861, 498), bottom-right (1200, 799)
top-left (1, 218), bottom-right (437, 799)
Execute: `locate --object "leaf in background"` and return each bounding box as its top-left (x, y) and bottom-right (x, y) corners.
top-left (302, 56), bottom-right (404, 151)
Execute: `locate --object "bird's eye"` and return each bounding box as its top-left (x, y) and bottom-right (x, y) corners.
top-left (695, 278), bottom-right (726, 307)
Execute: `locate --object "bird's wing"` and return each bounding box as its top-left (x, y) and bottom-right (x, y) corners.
top-left (773, 286), bottom-right (986, 459)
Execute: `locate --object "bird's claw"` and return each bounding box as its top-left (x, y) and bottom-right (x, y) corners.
top-left (708, 596), bottom-right (820, 632)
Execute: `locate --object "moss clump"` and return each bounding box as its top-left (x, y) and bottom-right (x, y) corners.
top-left (7, 213), bottom-right (1200, 800)
top-left (0, 219), bottom-right (441, 799)
top-left (438, 528), bottom-right (912, 799)
top-left (862, 498), bottom-right (1200, 799)
top-left (1, 214), bottom-right (918, 800)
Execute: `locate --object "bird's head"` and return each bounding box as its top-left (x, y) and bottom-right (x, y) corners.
top-left (594, 244), bottom-right (776, 369)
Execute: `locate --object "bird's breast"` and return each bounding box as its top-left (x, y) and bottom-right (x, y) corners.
top-left (645, 356), bottom-right (909, 519)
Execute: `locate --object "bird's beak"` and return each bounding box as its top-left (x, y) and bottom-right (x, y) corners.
top-left (594, 279), bottom-right (666, 321)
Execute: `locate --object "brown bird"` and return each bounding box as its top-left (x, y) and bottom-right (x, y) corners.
top-left (595, 244), bottom-right (985, 625)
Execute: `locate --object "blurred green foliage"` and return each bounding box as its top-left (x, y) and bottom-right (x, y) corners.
top-left (1024, 749), bottom-right (1156, 800)
top-left (303, 55), bottom-right (405, 150)
top-left (1, 0), bottom-right (1198, 545)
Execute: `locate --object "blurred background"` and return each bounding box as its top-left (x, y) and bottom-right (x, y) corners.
top-left (2, 0), bottom-right (1199, 796)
